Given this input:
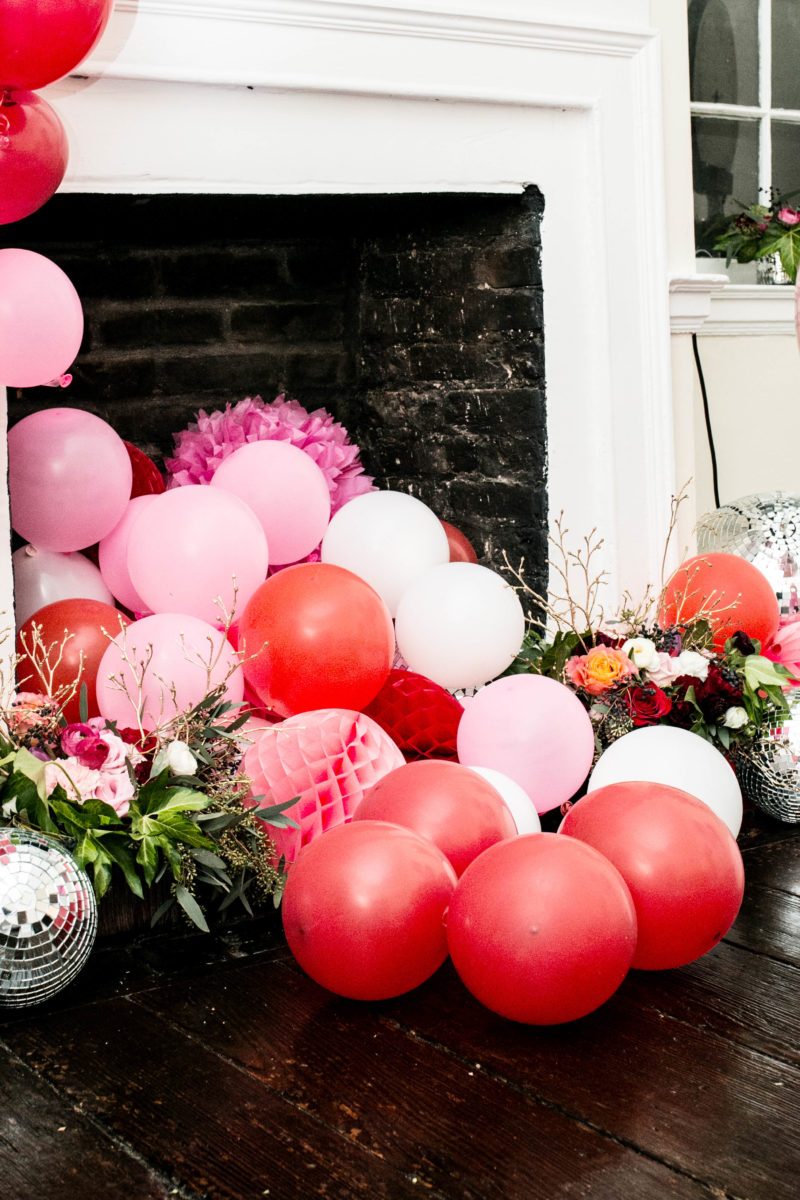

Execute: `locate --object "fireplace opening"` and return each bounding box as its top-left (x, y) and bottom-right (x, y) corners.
top-left (4, 188), bottom-right (546, 592)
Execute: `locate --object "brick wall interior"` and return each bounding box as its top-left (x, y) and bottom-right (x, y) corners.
top-left (4, 190), bottom-right (547, 589)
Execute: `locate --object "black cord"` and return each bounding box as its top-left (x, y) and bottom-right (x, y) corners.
top-left (692, 331), bottom-right (720, 509)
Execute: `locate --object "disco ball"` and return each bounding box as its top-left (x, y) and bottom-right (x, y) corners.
top-left (697, 492), bottom-right (800, 618)
top-left (0, 827), bottom-right (98, 1007)
top-left (731, 696), bottom-right (800, 824)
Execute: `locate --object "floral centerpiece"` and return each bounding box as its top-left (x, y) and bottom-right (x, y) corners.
top-left (712, 189), bottom-right (800, 284)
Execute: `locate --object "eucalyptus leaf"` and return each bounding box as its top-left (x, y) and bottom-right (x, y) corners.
top-left (176, 886), bottom-right (209, 932)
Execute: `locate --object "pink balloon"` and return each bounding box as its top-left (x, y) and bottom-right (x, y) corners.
top-left (0, 91), bottom-right (69, 225)
top-left (98, 495), bottom-right (158, 614)
top-left (0, 250), bottom-right (84, 387)
top-left (8, 407), bottom-right (131, 551)
top-left (96, 613), bottom-right (244, 732)
top-left (211, 440), bottom-right (331, 566)
top-left (243, 708), bottom-right (405, 866)
top-left (12, 544), bottom-right (113, 627)
top-left (457, 674), bottom-right (595, 814)
top-left (126, 485), bottom-right (269, 626)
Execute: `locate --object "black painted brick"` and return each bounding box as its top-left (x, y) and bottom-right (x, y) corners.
top-left (159, 248), bottom-right (285, 298)
top-left (231, 303), bottom-right (345, 343)
top-left (97, 307), bottom-right (226, 349)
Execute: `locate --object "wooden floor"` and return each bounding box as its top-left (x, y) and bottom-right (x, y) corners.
top-left (1, 807), bottom-right (798, 1200)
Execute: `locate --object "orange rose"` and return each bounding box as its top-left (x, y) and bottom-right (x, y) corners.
top-left (565, 646), bottom-right (638, 696)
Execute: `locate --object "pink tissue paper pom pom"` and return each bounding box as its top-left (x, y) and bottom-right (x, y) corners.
top-left (165, 394), bottom-right (376, 520)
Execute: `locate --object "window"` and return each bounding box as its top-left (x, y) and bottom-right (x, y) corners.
top-left (689, 0), bottom-right (800, 254)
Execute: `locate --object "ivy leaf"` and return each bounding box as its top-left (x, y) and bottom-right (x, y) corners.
top-left (136, 772), bottom-right (212, 818)
top-left (3, 771), bottom-right (58, 833)
top-left (100, 835), bottom-right (145, 899)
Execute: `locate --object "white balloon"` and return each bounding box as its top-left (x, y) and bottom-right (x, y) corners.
top-left (321, 490), bottom-right (449, 616)
top-left (466, 765), bottom-right (541, 834)
top-left (394, 561), bottom-right (526, 692)
top-left (588, 725), bottom-right (743, 837)
top-left (13, 545), bottom-right (113, 627)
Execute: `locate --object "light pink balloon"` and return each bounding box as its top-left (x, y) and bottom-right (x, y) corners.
top-left (98, 495), bottom-right (159, 614)
top-left (96, 612), bottom-right (244, 732)
top-left (210, 440), bottom-right (331, 566)
top-left (456, 674), bottom-right (595, 814)
top-left (0, 249), bottom-right (84, 387)
top-left (12, 544), bottom-right (113, 627)
top-left (126, 485), bottom-right (269, 625)
top-left (243, 708), bottom-right (405, 865)
top-left (7, 407), bottom-right (132, 552)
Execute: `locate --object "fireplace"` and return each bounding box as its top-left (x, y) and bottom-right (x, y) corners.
top-left (0, 0), bottom-right (677, 623)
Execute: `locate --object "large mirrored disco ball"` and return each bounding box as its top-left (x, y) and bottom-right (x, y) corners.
top-left (731, 693), bottom-right (800, 824)
top-left (697, 492), bottom-right (800, 618)
top-left (0, 828), bottom-right (97, 1007)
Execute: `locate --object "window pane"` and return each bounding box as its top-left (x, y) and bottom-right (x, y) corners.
top-left (773, 0), bottom-right (800, 109)
top-left (692, 115), bottom-right (758, 251)
top-left (772, 121), bottom-right (800, 200)
top-left (688, 0), bottom-right (758, 106)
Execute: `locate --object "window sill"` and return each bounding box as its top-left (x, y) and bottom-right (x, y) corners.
top-left (689, 258), bottom-right (796, 337)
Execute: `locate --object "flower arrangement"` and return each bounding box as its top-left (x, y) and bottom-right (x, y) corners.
top-left (713, 188), bottom-right (800, 283)
top-left (0, 623), bottom-right (295, 932)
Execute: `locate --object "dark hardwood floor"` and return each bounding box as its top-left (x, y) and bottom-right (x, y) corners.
top-left (1, 807), bottom-right (798, 1200)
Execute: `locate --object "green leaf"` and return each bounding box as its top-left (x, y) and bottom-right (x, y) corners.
top-left (744, 655), bottom-right (789, 691)
top-left (150, 896), bottom-right (175, 928)
top-left (3, 771), bottom-right (58, 833)
top-left (135, 836), bottom-right (160, 888)
top-left (137, 774), bottom-right (212, 818)
top-left (175, 886), bottom-right (209, 932)
top-left (78, 682), bottom-right (89, 725)
top-left (100, 835), bottom-right (145, 899)
top-left (191, 847), bottom-right (228, 870)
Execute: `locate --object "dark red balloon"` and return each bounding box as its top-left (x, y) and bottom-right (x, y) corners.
top-left (0, 1), bottom-right (114, 91)
top-left (560, 781), bottom-right (745, 970)
top-left (362, 668), bottom-right (464, 760)
top-left (0, 91), bottom-right (68, 225)
top-left (446, 833), bottom-right (637, 1024)
top-left (355, 759), bottom-right (517, 876)
top-left (16, 598), bottom-right (129, 724)
top-left (282, 820), bottom-right (457, 1000)
top-left (123, 441), bottom-right (166, 498)
top-left (440, 519), bottom-right (479, 564)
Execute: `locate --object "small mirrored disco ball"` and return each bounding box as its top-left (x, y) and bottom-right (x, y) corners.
top-left (732, 695), bottom-right (800, 824)
top-left (697, 492), bottom-right (800, 618)
top-left (0, 827), bottom-right (97, 1007)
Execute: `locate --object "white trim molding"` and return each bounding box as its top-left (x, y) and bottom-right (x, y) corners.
top-left (702, 286), bottom-right (798, 337)
top-left (669, 273), bottom-right (729, 334)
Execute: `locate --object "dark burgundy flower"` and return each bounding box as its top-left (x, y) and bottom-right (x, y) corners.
top-left (624, 683), bottom-right (672, 726)
top-left (729, 631), bottom-right (756, 656)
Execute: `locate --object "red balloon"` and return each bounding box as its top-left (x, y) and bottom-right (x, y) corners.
top-left (560, 781), bottom-right (745, 970)
top-left (659, 552), bottom-right (779, 652)
top-left (282, 820), bottom-right (457, 1000)
top-left (16, 598), bottom-right (129, 724)
top-left (238, 563), bottom-right (394, 718)
top-left (440, 519), bottom-right (479, 564)
top-left (0, 91), bottom-right (68, 225)
top-left (123, 441), bottom-right (165, 498)
top-left (446, 833), bottom-right (637, 1024)
top-left (0, 1), bottom-right (114, 91)
top-left (362, 668), bottom-right (464, 761)
top-left (354, 759), bottom-right (517, 876)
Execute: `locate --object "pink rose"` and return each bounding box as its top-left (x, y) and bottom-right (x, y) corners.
top-left (94, 769), bottom-right (135, 817)
top-left (565, 645), bottom-right (638, 696)
top-left (87, 717), bottom-right (145, 770)
top-left (645, 651), bottom-right (680, 687)
top-left (5, 692), bottom-right (51, 735)
top-left (61, 723), bottom-right (110, 769)
top-left (778, 207), bottom-right (800, 227)
top-left (44, 758), bottom-right (102, 803)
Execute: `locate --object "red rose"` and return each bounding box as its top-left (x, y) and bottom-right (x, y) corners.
top-left (624, 683), bottom-right (672, 726)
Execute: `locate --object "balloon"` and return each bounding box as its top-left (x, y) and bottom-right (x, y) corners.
top-left (441, 519), bottom-right (479, 564)
top-left (97, 495), bottom-right (158, 614)
top-left (321, 490), bottom-right (449, 616)
top-left (123, 441), bottom-right (165, 498)
top-left (446, 834), bottom-right (637, 1024)
top-left (395, 562), bottom-right (526, 692)
top-left (660, 552), bottom-right (780, 652)
top-left (282, 820), bottom-right (457, 1000)
top-left (362, 668), bottom-right (464, 761)
top-left (16, 598), bottom-right (129, 724)
top-left (7, 408), bottom-right (130, 551)
top-left (0, 91), bottom-right (68, 225)
top-left (211, 440), bottom-right (331, 566)
top-left (0, 251), bottom-right (84, 388)
top-left (126, 485), bottom-right (269, 626)
top-left (587, 724), bottom-right (743, 836)
top-left (560, 781), bottom-right (745, 970)
top-left (13, 544), bottom-right (113, 627)
top-left (243, 708), bottom-right (405, 866)
top-left (354, 759), bottom-right (517, 876)
top-left (0, 1), bottom-right (114, 91)
top-left (457, 674), bottom-right (595, 813)
top-left (238, 563), bottom-right (394, 718)
top-left (465, 765), bottom-right (541, 835)
top-left (95, 613), bottom-right (244, 732)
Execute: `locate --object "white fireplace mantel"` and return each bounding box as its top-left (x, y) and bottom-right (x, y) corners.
top-left (2, 0), bottom-right (676, 623)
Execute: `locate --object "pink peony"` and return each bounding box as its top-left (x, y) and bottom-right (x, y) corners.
top-left (61, 723), bottom-right (111, 769)
top-left (778, 207), bottom-right (800, 227)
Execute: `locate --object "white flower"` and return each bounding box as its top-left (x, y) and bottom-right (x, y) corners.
top-left (673, 649), bottom-right (710, 681)
top-left (722, 706), bottom-right (749, 730)
top-left (647, 651), bottom-right (680, 687)
top-left (622, 637), bottom-right (659, 671)
top-left (152, 739), bottom-right (197, 777)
